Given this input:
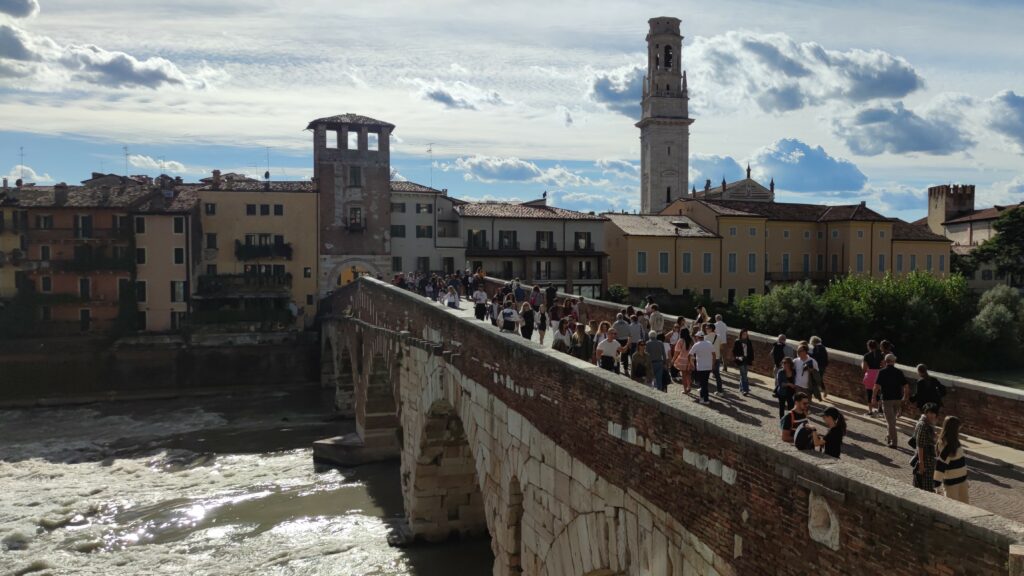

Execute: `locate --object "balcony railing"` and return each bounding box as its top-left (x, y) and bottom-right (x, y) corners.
top-left (234, 240), bottom-right (293, 261)
top-left (197, 273), bottom-right (292, 296)
top-left (467, 240), bottom-right (489, 250)
top-left (573, 240), bottom-right (595, 251)
top-left (28, 227), bottom-right (133, 242)
top-left (535, 240), bottom-right (557, 252)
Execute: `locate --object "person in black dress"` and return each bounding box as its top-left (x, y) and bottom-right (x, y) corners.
top-left (815, 406), bottom-right (847, 458)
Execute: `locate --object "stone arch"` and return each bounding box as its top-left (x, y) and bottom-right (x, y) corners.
top-left (539, 508), bottom-right (679, 576)
top-left (495, 475), bottom-right (525, 575)
top-left (322, 257), bottom-right (384, 294)
top-left (405, 399), bottom-right (488, 543)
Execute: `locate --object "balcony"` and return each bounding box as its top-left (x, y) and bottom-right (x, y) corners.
top-left (28, 227), bottom-right (132, 243)
top-left (572, 240), bottom-right (595, 252)
top-left (196, 273), bottom-right (292, 297)
top-left (345, 218), bottom-right (366, 233)
top-left (535, 240), bottom-right (557, 252)
top-left (234, 240), bottom-right (293, 261)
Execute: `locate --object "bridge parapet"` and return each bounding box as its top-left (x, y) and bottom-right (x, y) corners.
top-left (322, 278), bottom-right (1024, 576)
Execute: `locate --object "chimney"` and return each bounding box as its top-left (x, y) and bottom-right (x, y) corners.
top-left (770, 178), bottom-right (775, 194)
top-left (174, 176), bottom-right (183, 185)
top-left (212, 169), bottom-right (222, 190)
top-left (54, 182), bottom-right (69, 206)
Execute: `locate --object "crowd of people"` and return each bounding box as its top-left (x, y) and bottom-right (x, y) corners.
top-left (393, 271), bottom-right (970, 504)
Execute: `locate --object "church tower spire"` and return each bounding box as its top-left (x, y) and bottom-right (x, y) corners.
top-left (638, 17), bottom-right (693, 214)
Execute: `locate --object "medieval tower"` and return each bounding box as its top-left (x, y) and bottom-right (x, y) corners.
top-left (638, 17), bottom-right (693, 214)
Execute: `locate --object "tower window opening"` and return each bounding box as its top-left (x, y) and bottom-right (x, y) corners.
top-left (664, 45), bottom-right (673, 70)
top-left (367, 132), bottom-right (379, 151)
top-left (668, 146), bottom-right (671, 156)
top-left (666, 84), bottom-right (670, 93)
top-left (655, 54), bottom-right (660, 69)
top-left (347, 130), bottom-right (359, 150)
top-left (666, 186), bottom-right (671, 202)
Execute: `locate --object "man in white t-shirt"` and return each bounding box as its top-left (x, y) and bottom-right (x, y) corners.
top-left (596, 328), bottom-right (624, 372)
top-left (792, 344), bottom-right (819, 394)
top-left (714, 314), bottom-right (728, 373)
top-left (688, 332), bottom-right (717, 405)
top-left (472, 288), bottom-right (489, 321)
top-left (649, 304), bottom-right (665, 334)
top-left (703, 323), bottom-right (725, 395)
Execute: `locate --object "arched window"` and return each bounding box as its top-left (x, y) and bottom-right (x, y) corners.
top-left (655, 53), bottom-right (660, 69)
top-left (664, 45), bottom-right (674, 70)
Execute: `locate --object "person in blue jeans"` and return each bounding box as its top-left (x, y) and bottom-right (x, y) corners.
top-left (703, 323), bottom-right (724, 395)
top-left (732, 329), bottom-right (755, 396)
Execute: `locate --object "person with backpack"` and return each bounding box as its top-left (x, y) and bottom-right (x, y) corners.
top-left (913, 364), bottom-right (947, 413)
top-left (809, 336), bottom-right (829, 399)
top-left (781, 392), bottom-right (811, 444)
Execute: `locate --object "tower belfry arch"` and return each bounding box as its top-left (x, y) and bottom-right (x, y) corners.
top-left (638, 17), bottom-right (693, 215)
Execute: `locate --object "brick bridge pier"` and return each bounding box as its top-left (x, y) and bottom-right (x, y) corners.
top-left (317, 278), bottom-right (1024, 576)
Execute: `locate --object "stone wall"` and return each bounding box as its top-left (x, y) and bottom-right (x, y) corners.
top-left (0, 333), bottom-right (319, 406)
top-left (331, 278), bottom-right (1024, 576)
top-left (482, 277), bottom-right (1024, 452)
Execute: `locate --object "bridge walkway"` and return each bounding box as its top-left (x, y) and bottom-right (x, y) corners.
top-left (437, 297), bottom-right (1024, 524)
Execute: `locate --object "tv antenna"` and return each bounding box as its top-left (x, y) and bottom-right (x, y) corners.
top-left (427, 142), bottom-right (435, 188)
top-left (19, 147), bottom-right (24, 179)
top-left (265, 146), bottom-right (271, 181)
top-left (123, 145), bottom-right (129, 176)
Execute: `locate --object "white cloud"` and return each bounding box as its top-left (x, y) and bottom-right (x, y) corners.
top-left (985, 90), bottom-right (1024, 153)
top-left (408, 78), bottom-right (507, 110)
top-left (749, 138), bottom-right (866, 192)
top-left (832, 96), bottom-right (975, 156)
top-left (689, 154), bottom-right (745, 190)
top-left (441, 154), bottom-right (602, 189)
top-left (4, 164), bottom-right (51, 183)
top-left (128, 154), bottom-right (186, 173)
top-left (596, 158), bottom-right (639, 179)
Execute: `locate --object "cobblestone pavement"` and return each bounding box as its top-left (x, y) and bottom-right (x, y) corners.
top-left (441, 299), bottom-right (1024, 525)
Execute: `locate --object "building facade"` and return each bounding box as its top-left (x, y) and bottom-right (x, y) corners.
top-left (638, 17), bottom-right (693, 215)
top-left (309, 114), bottom-right (394, 293)
top-left (195, 174), bottom-right (320, 328)
top-left (924, 183), bottom-right (1022, 290)
top-left (388, 182), bottom-right (466, 275)
top-left (459, 199), bottom-right (607, 297)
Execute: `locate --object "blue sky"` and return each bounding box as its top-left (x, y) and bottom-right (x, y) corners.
top-left (1, 0), bottom-right (1023, 221)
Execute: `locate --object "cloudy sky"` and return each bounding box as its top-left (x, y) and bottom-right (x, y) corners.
top-left (1, 0), bottom-right (1022, 220)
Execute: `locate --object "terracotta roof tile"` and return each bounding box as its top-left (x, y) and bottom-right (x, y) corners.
top-left (943, 203), bottom-right (1023, 224)
top-left (458, 201), bottom-right (605, 221)
top-left (604, 213), bottom-right (718, 238)
top-left (306, 114), bottom-right (395, 129)
top-left (390, 180), bottom-right (443, 194)
top-left (705, 200), bottom-right (889, 222)
top-left (197, 181), bottom-right (317, 193)
top-left (890, 219), bottom-right (951, 242)
top-left (6, 186), bottom-right (153, 209)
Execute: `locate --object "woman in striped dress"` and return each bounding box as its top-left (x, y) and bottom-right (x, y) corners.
top-left (934, 416), bottom-right (969, 504)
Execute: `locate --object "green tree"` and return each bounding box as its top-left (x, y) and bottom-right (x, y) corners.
top-left (974, 206), bottom-right (1024, 283)
top-left (606, 284), bottom-right (629, 304)
top-left (738, 280), bottom-right (824, 339)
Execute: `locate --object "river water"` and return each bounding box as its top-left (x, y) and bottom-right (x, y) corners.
top-left (0, 389), bottom-right (493, 575)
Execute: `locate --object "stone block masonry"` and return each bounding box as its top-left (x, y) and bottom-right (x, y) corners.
top-left (327, 278), bottom-right (1024, 576)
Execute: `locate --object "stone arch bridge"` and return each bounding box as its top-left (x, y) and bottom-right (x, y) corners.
top-left (316, 278), bottom-right (1024, 576)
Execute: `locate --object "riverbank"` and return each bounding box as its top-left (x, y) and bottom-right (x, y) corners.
top-left (0, 388), bottom-right (494, 575)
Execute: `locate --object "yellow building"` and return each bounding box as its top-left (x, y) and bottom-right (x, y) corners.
top-left (891, 221), bottom-right (952, 277)
top-left (195, 174), bottom-right (319, 328)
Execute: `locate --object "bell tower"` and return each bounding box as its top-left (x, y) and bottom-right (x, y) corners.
top-left (637, 17), bottom-right (693, 214)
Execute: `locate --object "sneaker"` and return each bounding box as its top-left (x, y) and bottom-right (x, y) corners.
top-left (700, 399), bottom-right (711, 405)
top-left (864, 410), bottom-right (873, 416)
top-left (742, 391), bottom-right (750, 397)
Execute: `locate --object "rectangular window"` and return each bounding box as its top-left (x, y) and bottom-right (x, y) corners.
top-left (728, 288), bottom-right (736, 304)
top-left (392, 257), bottom-right (402, 272)
top-left (783, 229), bottom-right (790, 239)
top-left (349, 166), bottom-right (362, 187)
top-left (272, 264), bottom-right (285, 276)
top-left (173, 216), bottom-right (185, 234)
top-left (174, 247), bottom-right (185, 265)
top-left (939, 254), bottom-right (946, 272)
top-left (390, 225), bottom-right (406, 238)
top-left (857, 229), bottom-right (864, 239)
top-left (728, 253), bottom-right (737, 274)
top-left (536, 231), bottom-right (555, 250)
top-left (658, 252), bottom-right (669, 274)
top-left (803, 230), bottom-right (810, 240)
top-left (137, 311), bottom-right (147, 331)
top-left (782, 253), bottom-right (790, 275)
top-left (41, 276), bottom-right (52, 293)
top-left (273, 204), bottom-right (283, 216)
top-left (749, 227), bottom-right (757, 236)
top-left (170, 281), bottom-right (186, 303)
top-left (391, 202), bottom-right (406, 213)
top-left (260, 204), bottom-right (270, 216)
top-left (682, 252), bottom-right (692, 274)
top-left (573, 231), bottom-right (592, 250)
top-left (896, 254), bottom-right (904, 272)
top-left (416, 225), bottom-right (433, 238)
top-left (205, 202), bottom-right (216, 215)
top-left (880, 230), bottom-right (886, 239)
top-left (637, 251), bottom-right (647, 274)
top-left (35, 215), bottom-right (53, 229)
top-left (729, 227), bottom-right (737, 236)
top-left (910, 255), bottom-right (917, 271)
top-left (817, 231), bottom-right (823, 240)
top-left (79, 277), bottom-right (91, 299)
top-left (306, 294), bottom-right (315, 306)
top-left (40, 305), bottom-right (51, 321)
top-left (347, 130), bottom-right (358, 150)
top-left (136, 248), bottom-right (146, 265)
top-left (703, 288), bottom-right (712, 299)
top-left (702, 252), bottom-right (712, 274)
top-left (416, 203), bottom-right (433, 214)
top-left (498, 230), bottom-right (517, 250)
top-left (367, 132), bottom-right (379, 151)
top-left (831, 229), bottom-right (839, 239)
top-left (926, 254), bottom-right (933, 271)
top-left (856, 253), bottom-right (864, 273)
top-left (417, 256), bottom-right (430, 273)
top-left (40, 245), bottom-right (51, 261)
top-left (246, 204), bottom-right (256, 216)
top-left (748, 288), bottom-right (757, 296)
top-left (206, 264), bottom-right (217, 275)
top-left (206, 233), bottom-right (217, 249)
top-left (817, 254), bottom-right (824, 271)
top-left (802, 253), bottom-right (810, 274)
top-left (748, 253), bottom-right (756, 273)
top-left (831, 254), bottom-right (839, 273)
top-left (134, 216), bottom-right (146, 234)
top-left (348, 207), bottom-right (363, 229)
top-left (878, 254), bottom-right (886, 273)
